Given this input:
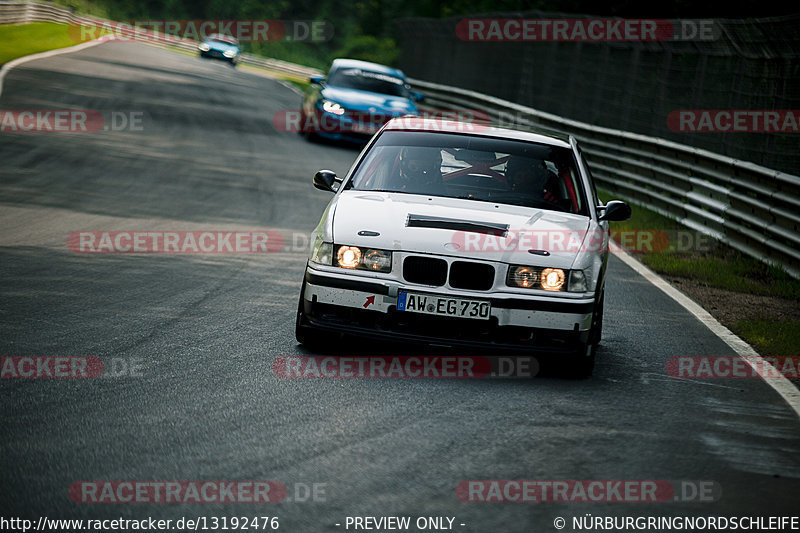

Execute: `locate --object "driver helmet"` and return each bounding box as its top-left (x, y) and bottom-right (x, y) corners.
top-left (506, 156), bottom-right (551, 195)
top-left (399, 146), bottom-right (442, 186)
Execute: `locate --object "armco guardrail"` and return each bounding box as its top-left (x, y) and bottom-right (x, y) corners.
top-left (0, 0), bottom-right (322, 79)
top-left (410, 78), bottom-right (800, 278)
top-left (0, 0), bottom-right (99, 25)
top-left (3, 1), bottom-right (797, 277)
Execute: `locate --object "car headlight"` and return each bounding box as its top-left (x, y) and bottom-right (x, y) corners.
top-left (223, 50), bottom-right (236, 58)
top-left (507, 266), bottom-right (567, 291)
top-left (334, 245), bottom-right (392, 273)
top-left (322, 100), bottom-right (345, 116)
top-left (310, 239), bottom-right (333, 265)
top-left (540, 268), bottom-right (566, 291)
top-left (199, 43), bottom-right (211, 51)
top-left (337, 246), bottom-right (361, 268)
top-left (361, 249), bottom-right (392, 271)
top-left (509, 266), bottom-right (538, 288)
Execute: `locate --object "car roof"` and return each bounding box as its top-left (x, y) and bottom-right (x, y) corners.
top-left (382, 117), bottom-right (573, 148)
top-left (329, 59), bottom-right (406, 80)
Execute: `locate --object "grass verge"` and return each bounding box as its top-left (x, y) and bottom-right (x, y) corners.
top-left (0, 22), bottom-right (101, 65)
top-left (734, 318), bottom-right (800, 358)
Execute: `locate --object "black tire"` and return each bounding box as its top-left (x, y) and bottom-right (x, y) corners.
top-left (589, 289), bottom-right (604, 345)
top-left (567, 342), bottom-right (596, 378)
top-left (563, 290), bottom-right (603, 378)
top-left (294, 284), bottom-right (311, 345)
top-left (297, 110), bottom-right (319, 142)
top-left (294, 281), bottom-right (327, 350)
top-left (303, 127), bottom-right (318, 142)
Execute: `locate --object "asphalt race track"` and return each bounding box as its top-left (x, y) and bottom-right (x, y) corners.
top-left (1, 42), bottom-right (799, 531)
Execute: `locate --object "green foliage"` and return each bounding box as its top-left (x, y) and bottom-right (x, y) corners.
top-left (733, 318), bottom-right (800, 357)
top-left (333, 35), bottom-right (399, 66)
top-left (246, 41), bottom-right (331, 71)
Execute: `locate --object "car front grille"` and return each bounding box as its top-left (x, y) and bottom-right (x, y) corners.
top-left (403, 256), bottom-right (448, 286)
top-left (449, 261), bottom-right (495, 291)
top-left (403, 256), bottom-right (494, 290)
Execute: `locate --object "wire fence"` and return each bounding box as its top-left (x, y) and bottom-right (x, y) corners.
top-left (395, 12), bottom-right (800, 177)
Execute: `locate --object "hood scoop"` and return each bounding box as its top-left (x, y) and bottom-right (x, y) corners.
top-left (406, 214), bottom-right (509, 236)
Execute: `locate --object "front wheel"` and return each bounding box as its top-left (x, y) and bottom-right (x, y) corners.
top-left (566, 342), bottom-right (596, 378)
top-left (295, 283), bottom-right (312, 344)
top-left (564, 290), bottom-right (603, 378)
top-left (295, 281), bottom-right (327, 350)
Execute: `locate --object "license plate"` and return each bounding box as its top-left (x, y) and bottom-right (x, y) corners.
top-left (397, 291), bottom-right (491, 320)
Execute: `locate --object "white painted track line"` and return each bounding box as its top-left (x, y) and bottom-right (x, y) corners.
top-left (611, 240), bottom-right (800, 420)
top-left (0, 36), bottom-right (111, 99)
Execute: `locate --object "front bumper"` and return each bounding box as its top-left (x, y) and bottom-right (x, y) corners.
top-left (200, 50), bottom-right (237, 62)
top-left (300, 267), bottom-right (595, 353)
top-left (308, 108), bottom-right (396, 142)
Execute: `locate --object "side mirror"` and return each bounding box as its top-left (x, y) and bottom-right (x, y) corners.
top-left (598, 200), bottom-right (631, 222)
top-left (313, 170), bottom-right (340, 192)
top-left (309, 75), bottom-right (324, 85)
top-left (411, 91), bottom-right (424, 102)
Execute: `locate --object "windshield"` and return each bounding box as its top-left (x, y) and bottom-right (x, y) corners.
top-left (327, 68), bottom-right (408, 98)
top-left (208, 35), bottom-right (238, 46)
top-left (346, 131), bottom-right (587, 215)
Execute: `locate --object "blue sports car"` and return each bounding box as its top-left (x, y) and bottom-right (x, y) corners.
top-left (198, 34), bottom-right (240, 66)
top-left (300, 59), bottom-right (424, 143)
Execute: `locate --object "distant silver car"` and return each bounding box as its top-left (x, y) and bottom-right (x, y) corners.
top-left (296, 117), bottom-right (631, 376)
top-left (198, 33), bottom-right (240, 66)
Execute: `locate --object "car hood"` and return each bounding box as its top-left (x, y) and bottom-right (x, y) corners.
top-left (329, 191), bottom-right (591, 268)
top-left (204, 41), bottom-right (239, 53)
top-left (320, 86), bottom-right (417, 115)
